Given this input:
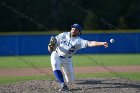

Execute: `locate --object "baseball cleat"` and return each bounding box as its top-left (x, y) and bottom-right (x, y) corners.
top-left (59, 83), bottom-right (69, 91)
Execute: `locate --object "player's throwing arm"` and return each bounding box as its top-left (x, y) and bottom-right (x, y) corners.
top-left (88, 41), bottom-right (108, 48)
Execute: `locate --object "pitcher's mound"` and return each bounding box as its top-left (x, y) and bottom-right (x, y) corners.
top-left (0, 78), bottom-right (140, 93)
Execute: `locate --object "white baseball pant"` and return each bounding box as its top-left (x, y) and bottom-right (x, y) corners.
top-left (51, 51), bottom-right (74, 82)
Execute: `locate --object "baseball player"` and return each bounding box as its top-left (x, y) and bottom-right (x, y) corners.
top-left (48, 23), bottom-right (108, 91)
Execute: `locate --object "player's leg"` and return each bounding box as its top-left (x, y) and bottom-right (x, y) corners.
top-left (51, 51), bottom-right (69, 91)
top-left (61, 58), bottom-right (74, 83)
top-left (51, 51), bottom-right (64, 84)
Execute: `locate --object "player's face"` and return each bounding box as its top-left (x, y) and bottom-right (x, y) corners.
top-left (70, 27), bottom-right (80, 37)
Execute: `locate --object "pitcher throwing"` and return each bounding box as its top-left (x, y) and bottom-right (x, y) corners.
top-left (48, 23), bottom-right (108, 91)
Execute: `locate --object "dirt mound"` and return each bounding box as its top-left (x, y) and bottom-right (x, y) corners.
top-left (0, 78), bottom-right (139, 93)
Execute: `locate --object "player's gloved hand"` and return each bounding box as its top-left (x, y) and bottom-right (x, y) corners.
top-left (48, 36), bottom-right (57, 52)
top-left (49, 36), bottom-right (57, 46)
top-left (48, 44), bottom-right (55, 52)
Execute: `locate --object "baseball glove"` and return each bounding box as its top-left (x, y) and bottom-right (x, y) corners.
top-left (48, 36), bottom-right (57, 52)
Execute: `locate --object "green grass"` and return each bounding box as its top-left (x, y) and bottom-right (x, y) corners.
top-left (0, 55), bottom-right (51, 68)
top-left (0, 54), bottom-right (140, 68)
top-left (73, 54), bottom-right (140, 66)
top-left (0, 54), bottom-right (139, 84)
top-left (0, 73), bottom-right (139, 84)
top-left (0, 75), bottom-right (54, 85)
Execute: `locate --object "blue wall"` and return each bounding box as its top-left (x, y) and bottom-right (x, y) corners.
top-left (0, 33), bottom-right (140, 56)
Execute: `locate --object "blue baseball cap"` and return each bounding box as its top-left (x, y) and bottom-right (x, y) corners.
top-left (71, 23), bottom-right (82, 32)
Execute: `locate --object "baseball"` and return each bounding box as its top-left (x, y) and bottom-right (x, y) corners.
top-left (110, 38), bottom-right (115, 43)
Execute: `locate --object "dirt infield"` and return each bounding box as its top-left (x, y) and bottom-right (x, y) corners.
top-left (0, 66), bottom-right (140, 93)
top-left (0, 78), bottom-right (140, 93)
top-left (0, 66), bottom-right (140, 76)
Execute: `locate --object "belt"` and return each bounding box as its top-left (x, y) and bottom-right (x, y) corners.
top-left (59, 56), bottom-right (71, 58)
top-left (55, 51), bottom-right (71, 58)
